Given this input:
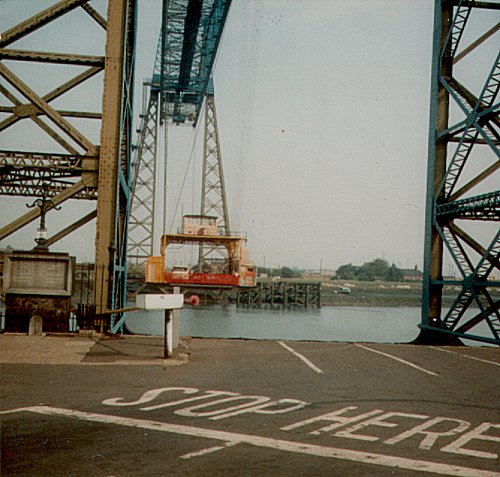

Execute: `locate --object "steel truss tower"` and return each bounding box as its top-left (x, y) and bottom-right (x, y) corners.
top-left (0, 0), bottom-right (137, 330)
top-left (198, 88), bottom-right (231, 271)
top-left (127, 0), bottom-right (232, 264)
top-left (128, 87), bottom-right (160, 264)
top-left (421, 0), bottom-right (500, 345)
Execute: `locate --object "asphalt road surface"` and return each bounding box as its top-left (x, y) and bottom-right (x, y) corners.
top-left (1, 336), bottom-right (499, 476)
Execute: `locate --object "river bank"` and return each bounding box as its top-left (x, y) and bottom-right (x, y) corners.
top-left (317, 279), bottom-right (460, 308)
top-left (125, 277), bottom-right (455, 308)
top-left (320, 279), bottom-right (423, 307)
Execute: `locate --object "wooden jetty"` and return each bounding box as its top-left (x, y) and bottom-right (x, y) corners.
top-left (236, 281), bottom-right (321, 309)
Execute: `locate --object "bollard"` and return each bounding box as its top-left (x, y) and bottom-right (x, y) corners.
top-left (135, 294), bottom-right (183, 358)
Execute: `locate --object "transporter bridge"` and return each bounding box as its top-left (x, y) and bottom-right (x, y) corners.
top-left (145, 215), bottom-right (256, 302)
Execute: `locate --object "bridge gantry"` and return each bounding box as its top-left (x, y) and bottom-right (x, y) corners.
top-left (128, 0), bottom-right (232, 268)
top-left (0, 1), bottom-right (498, 345)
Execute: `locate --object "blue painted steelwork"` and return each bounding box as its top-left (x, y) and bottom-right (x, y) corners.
top-left (436, 191), bottom-right (500, 220)
top-left (127, 0), bottom-right (231, 267)
top-left (110, 0), bottom-right (138, 334)
top-left (421, 0), bottom-right (500, 346)
top-left (156, 0), bottom-right (232, 125)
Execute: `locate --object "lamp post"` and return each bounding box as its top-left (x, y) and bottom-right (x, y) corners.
top-left (27, 186), bottom-right (61, 251)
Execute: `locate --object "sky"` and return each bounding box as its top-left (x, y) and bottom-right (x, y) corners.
top-left (1, 0), bottom-right (498, 272)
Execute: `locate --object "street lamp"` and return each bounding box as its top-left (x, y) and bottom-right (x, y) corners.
top-left (26, 185), bottom-right (61, 251)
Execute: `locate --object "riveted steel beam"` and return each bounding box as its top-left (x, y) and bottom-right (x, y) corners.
top-left (0, 63), bottom-right (97, 154)
top-left (0, 66), bottom-right (102, 132)
top-left (455, 22), bottom-right (500, 64)
top-left (452, 1), bottom-right (500, 9)
top-left (81, 3), bottom-right (107, 29)
top-left (0, 49), bottom-right (104, 67)
top-left (0, 106), bottom-right (101, 120)
top-left (0, 0), bottom-right (90, 47)
top-left (0, 150), bottom-right (97, 171)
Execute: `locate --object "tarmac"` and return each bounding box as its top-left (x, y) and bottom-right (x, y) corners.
top-left (0, 333), bottom-right (190, 366)
top-left (1, 332), bottom-right (499, 476)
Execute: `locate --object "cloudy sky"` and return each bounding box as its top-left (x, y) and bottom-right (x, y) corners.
top-left (1, 0), bottom-right (497, 272)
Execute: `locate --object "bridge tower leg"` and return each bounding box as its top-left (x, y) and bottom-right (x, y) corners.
top-left (420, 0), bottom-right (500, 346)
top-left (127, 91), bottom-right (160, 264)
top-left (94, 0), bottom-right (136, 323)
top-left (198, 89), bottom-right (232, 271)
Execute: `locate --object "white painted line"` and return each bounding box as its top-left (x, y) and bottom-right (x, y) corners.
top-left (5, 406), bottom-right (499, 477)
top-left (181, 445), bottom-right (226, 459)
top-left (463, 355), bottom-right (500, 366)
top-left (0, 407), bottom-right (34, 415)
top-left (181, 442), bottom-right (237, 459)
top-left (355, 344), bottom-right (439, 377)
top-left (277, 341), bottom-right (323, 374)
top-left (431, 347), bottom-right (500, 367)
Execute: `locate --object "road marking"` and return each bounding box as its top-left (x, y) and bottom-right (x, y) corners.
top-left (431, 347), bottom-right (500, 367)
top-left (355, 344), bottom-right (439, 377)
top-left (277, 341), bottom-right (323, 374)
top-left (181, 442), bottom-right (237, 459)
top-left (3, 406), bottom-right (499, 477)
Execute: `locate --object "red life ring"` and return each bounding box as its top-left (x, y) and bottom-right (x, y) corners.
top-left (187, 294), bottom-right (200, 306)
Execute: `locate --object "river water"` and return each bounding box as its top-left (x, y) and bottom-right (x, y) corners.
top-left (125, 306), bottom-right (425, 343)
top-left (125, 305), bottom-right (495, 345)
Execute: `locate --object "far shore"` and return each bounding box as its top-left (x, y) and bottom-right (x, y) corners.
top-left (307, 278), bottom-right (459, 308)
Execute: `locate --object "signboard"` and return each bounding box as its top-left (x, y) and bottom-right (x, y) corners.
top-left (3, 252), bottom-right (74, 296)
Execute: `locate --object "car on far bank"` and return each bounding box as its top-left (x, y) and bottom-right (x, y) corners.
top-left (338, 286), bottom-right (351, 294)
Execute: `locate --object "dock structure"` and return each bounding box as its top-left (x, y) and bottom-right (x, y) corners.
top-left (236, 282), bottom-right (321, 309)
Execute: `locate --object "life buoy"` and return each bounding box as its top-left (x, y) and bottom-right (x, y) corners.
top-left (187, 294), bottom-right (200, 306)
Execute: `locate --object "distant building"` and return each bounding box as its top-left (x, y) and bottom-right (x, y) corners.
top-left (401, 266), bottom-right (423, 282)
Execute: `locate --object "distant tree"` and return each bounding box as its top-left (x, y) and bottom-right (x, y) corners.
top-left (280, 266), bottom-right (301, 278)
top-left (335, 263), bottom-right (358, 279)
top-left (387, 263), bottom-right (403, 281)
top-left (357, 258), bottom-right (390, 281)
top-left (258, 266), bottom-right (302, 278)
top-left (336, 259), bottom-right (403, 281)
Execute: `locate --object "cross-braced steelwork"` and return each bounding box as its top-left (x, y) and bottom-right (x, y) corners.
top-left (127, 0), bottom-right (232, 264)
top-left (0, 0), bottom-right (137, 330)
top-left (421, 0), bottom-right (500, 345)
top-left (198, 90), bottom-right (231, 271)
top-left (160, 0), bottom-right (231, 125)
top-left (127, 92), bottom-right (159, 264)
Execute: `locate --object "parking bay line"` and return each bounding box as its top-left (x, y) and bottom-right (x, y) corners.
top-left (277, 341), bottom-right (323, 374)
top-left (355, 344), bottom-right (439, 377)
top-left (431, 347), bottom-right (500, 367)
top-left (3, 405), bottom-right (499, 477)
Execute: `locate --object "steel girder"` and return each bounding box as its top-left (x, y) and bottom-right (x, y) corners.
top-left (421, 0), bottom-right (500, 345)
top-left (94, 0), bottom-right (137, 331)
top-left (0, 151), bottom-right (98, 200)
top-left (157, 0), bottom-right (232, 125)
top-left (0, 0), bottom-right (137, 329)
